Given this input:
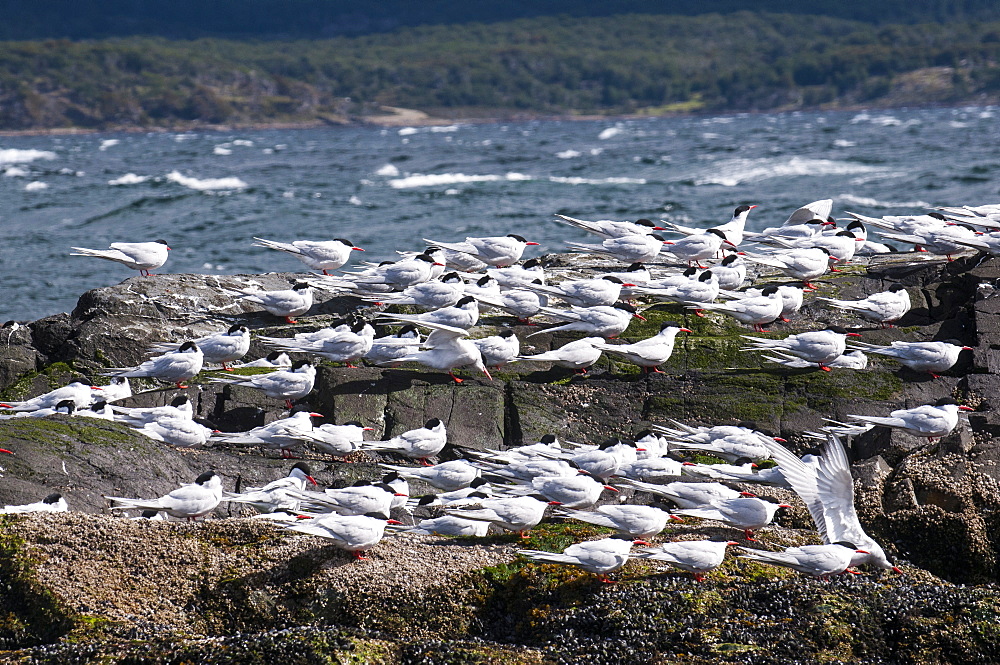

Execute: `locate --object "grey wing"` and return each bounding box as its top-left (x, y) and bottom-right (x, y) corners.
top-left (815, 435), bottom-right (871, 548)
top-left (761, 438), bottom-right (827, 541)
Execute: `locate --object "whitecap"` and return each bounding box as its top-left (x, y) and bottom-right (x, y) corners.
top-left (3, 166), bottom-right (28, 177)
top-left (388, 172), bottom-right (532, 189)
top-left (108, 173), bottom-right (150, 186)
top-left (24, 181), bottom-right (47, 191)
top-left (832, 139), bottom-right (856, 148)
top-left (282, 190), bottom-right (295, 198)
top-left (598, 126), bottom-right (623, 140)
top-left (590, 148), bottom-right (604, 156)
top-left (376, 164), bottom-right (400, 176)
top-left (398, 127), bottom-right (418, 136)
top-left (548, 176), bottom-right (646, 185)
top-left (702, 133), bottom-right (721, 140)
top-left (349, 195), bottom-right (362, 205)
top-left (99, 139), bottom-right (119, 151)
top-left (445, 189), bottom-right (460, 196)
top-left (556, 150), bottom-right (581, 159)
top-left (838, 194), bottom-right (931, 208)
top-left (166, 170), bottom-right (247, 191)
top-left (0, 148), bottom-right (56, 165)
top-left (693, 157), bottom-right (886, 187)
top-left (213, 146), bottom-right (233, 155)
top-left (949, 121), bottom-right (969, 128)
top-left (232, 139), bottom-right (254, 146)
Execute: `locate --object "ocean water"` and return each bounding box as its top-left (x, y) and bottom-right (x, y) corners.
top-left (1, 106), bottom-right (998, 321)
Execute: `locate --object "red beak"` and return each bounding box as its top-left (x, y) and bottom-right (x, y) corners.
top-left (363, 427), bottom-right (375, 431)
top-left (773, 437), bottom-right (787, 442)
top-left (603, 485), bottom-right (620, 493)
top-left (525, 242), bottom-right (540, 246)
top-left (387, 519), bottom-right (404, 525)
top-left (633, 313), bottom-right (646, 321)
top-left (483, 368), bottom-right (493, 381)
top-left (679, 328), bottom-right (693, 333)
top-left (309, 412), bottom-right (324, 417)
top-left (622, 283), bottom-right (636, 287)
top-left (778, 504), bottom-right (793, 508)
top-left (307, 476), bottom-right (318, 486)
top-left (748, 205), bottom-right (758, 210)
top-left (0, 448), bottom-right (13, 455)
top-left (739, 491), bottom-right (757, 497)
top-left (352, 247), bottom-right (365, 251)
top-left (632, 540), bottom-right (652, 546)
top-left (959, 406), bottom-right (974, 411)
top-left (548, 500), bottom-right (562, 505)
top-left (962, 346), bottom-right (973, 350)
top-left (846, 333), bottom-right (863, 338)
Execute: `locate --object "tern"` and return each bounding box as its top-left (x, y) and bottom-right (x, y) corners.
top-left (252, 237), bottom-right (364, 274)
top-left (556, 505), bottom-right (681, 538)
top-left (112, 394), bottom-right (193, 427)
top-left (226, 282), bottom-right (313, 324)
top-left (745, 247), bottom-right (832, 290)
top-left (70, 239), bottom-right (170, 276)
top-left (710, 253), bottom-right (748, 290)
top-left (211, 359), bottom-right (316, 408)
top-left (363, 325), bottom-right (422, 365)
top-left (369, 273), bottom-right (465, 310)
top-left (362, 417), bottom-right (448, 464)
top-left (472, 330), bottom-right (520, 369)
top-left (692, 286), bottom-right (783, 332)
top-left (150, 324), bottom-right (251, 370)
top-left (566, 233), bottom-right (668, 264)
top-left (847, 397), bottom-right (972, 441)
top-left (662, 229), bottom-right (734, 267)
top-left (554, 214), bottom-right (663, 239)
top-left (406, 515), bottom-right (491, 537)
top-left (1, 492), bottom-right (68, 514)
top-left (378, 320), bottom-right (492, 383)
top-left (719, 284), bottom-right (803, 322)
top-left (741, 328), bottom-right (861, 370)
top-left (106, 470), bottom-right (223, 521)
top-left (486, 258), bottom-right (547, 288)
top-left (422, 234), bottom-right (539, 267)
top-left (634, 539), bottom-right (737, 582)
top-left (0, 379), bottom-right (101, 412)
top-left (671, 496), bottom-right (791, 540)
top-left (616, 479), bottom-right (753, 508)
top-left (518, 536), bottom-right (649, 582)
top-left (761, 434), bottom-right (902, 572)
top-left (266, 320), bottom-right (375, 366)
top-left (445, 495), bottom-right (554, 537)
top-left (341, 253), bottom-right (444, 289)
top-left (738, 542), bottom-right (867, 578)
top-left (379, 295), bottom-right (480, 330)
top-left (527, 302), bottom-right (643, 339)
top-left (522, 276), bottom-right (631, 308)
top-left (216, 409), bottom-right (323, 456)
top-left (591, 322), bottom-right (691, 373)
top-left (660, 205), bottom-right (756, 248)
top-left (380, 459), bottom-right (480, 491)
top-left (240, 351), bottom-right (293, 368)
top-left (516, 337), bottom-right (603, 373)
top-left (501, 472), bottom-right (619, 509)
top-left (848, 339), bottom-right (971, 378)
top-left (819, 284), bottom-right (911, 327)
top-left (104, 341), bottom-right (203, 389)
top-left (137, 415), bottom-right (215, 448)
top-left (284, 512), bottom-right (402, 559)
top-left (222, 462), bottom-right (318, 513)
top-left (304, 421), bottom-right (373, 457)
top-left (295, 482), bottom-right (405, 517)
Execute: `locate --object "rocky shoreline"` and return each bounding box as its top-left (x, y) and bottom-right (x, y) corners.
top-left (3, 250), bottom-right (1000, 663)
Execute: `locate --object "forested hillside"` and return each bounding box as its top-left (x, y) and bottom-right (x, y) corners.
top-left (0, 0), bottom-right (997, 39)
top-left (2, 12), bottom-right (999, 130)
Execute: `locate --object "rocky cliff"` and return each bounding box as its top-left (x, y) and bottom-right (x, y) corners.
top-left (3, 252), bottom-right (1000, 663)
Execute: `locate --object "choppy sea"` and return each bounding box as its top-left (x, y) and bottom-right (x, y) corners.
top-left (1, 106), bottom-right (998, 321)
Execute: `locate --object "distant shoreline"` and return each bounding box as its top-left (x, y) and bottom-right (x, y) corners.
top-left (0, 99), bottom-right (993, 138)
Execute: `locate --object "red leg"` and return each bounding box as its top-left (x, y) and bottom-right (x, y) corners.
top-left (175, 382), bottom-right (188, 389)
top-left (744, 529), bottom-right (757, 541)
top-left (449, 371), bottom-right (464, 384)
top-left (284, 317), bottom-right (298, 324)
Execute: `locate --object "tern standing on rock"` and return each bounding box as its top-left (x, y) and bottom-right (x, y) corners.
top-left (106, 471), bottom-right (223, 521)
top-left (70, 239), bottom-right (170, 277)
top-left (105, 341), bottom-right (204, 389)
top-left (226, 282), bottom-right (314, 324)
top-left (518, 536), bottom-right (650, 583)
top-left (252, 237), bottom-right (364, 274)
top-left (211, 359), bottom-right (316, 408)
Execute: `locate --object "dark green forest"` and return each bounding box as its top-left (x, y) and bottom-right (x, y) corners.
top-left (2, 12), bottom-right (1000, 131)
top-left (1, 0), bottom-right (998, 39)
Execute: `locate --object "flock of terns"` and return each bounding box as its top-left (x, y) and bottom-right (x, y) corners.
top-left (2, 197), bottom-right (996, 583)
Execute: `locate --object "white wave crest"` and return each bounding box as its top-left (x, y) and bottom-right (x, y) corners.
top-left (166, 170), bottom-right (247, 191)
top-left (598, 126), bottom-right (623, 140)
top-left (838, 194), bottom-right (931, 209)
top-left (693, 157), bottom-right (885, 187)
top-left (388, 172), bottom-right (531, 189)
top-left (24, 181), bottom-right (48, 191)
top-left (213, 146), bottom-right (233, 155)
top-left (99, 139), bottom-right (119, 151)
top-left (108, 173), bottom-right (150, 186)
top-left (548, 176), bottom-right (646, 185)
top-left (0, 149), bottom-right (56, 165)
top-left (556, 150), bottom-right (581, 159)
top-left (376, 164), bottom-right (400, 176)
top-left (3, 166), bottom-right (28, 177)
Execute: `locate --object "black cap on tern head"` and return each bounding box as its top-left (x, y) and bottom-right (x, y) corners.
top-left (292, 282), bottom-right (310, 290)
top-left (625, 262), bottom-right (645, 272)
top-left (540, 434), bottom-right (557, 444)
top-left (476, 276), bottom-right (492, 286)
top-left (928, 212), bottom-right (947, 221)
top-left (507, 234), bottom-right (528, 243)
top-left (415, 254), bottom-right (436, 263)
top-left (468, 491), bottom-right (489, 499)
top-left (888, 284), bottom-right (906, 293)
top-left (170, 395), bottom-right (190, 407)
top-left (351, 320), bottom-right (368, 333)
top-left (683, 267), bottom-right (697, 276)
top-left (721, 254), bottom-right (740, 266)
top-left (598, 438), bottom-right (623, 450)
top-left (734, 204), bottom-right (753, 215)
top-left (934, 397), bottom-right (959, 407)
top-left (265, 351), bottom-right (284, 361)
top-left (342, 420), bottom-right (365, 427)
top-left (291, 461), bottom-right (312, 476)
top-left (382, 472), bottom-right (400, 483)
top-left (351, 480), bottom-right (372, 487)
top-left (470, 477), bottom-right (489, 488)
top-left (835, 231), bottom-right (856, 239)
top-left (424, 417), bottom-right (442, 429)
top-left (498, 329), bottom-right (516, 338)
top-left (416, 495), bottom-right (437, 506)
top-left (761, 285), bottom-right (780, 296)
top-left (442, 272), bottom-right (462, 282)
top-left (846, 221), bottom-right (866, 231)
top-left (334, 238), bottom-right (355, 245)
top-left (291, 359), bottom-right (312, 370)
top-left (155, 239), bottom-right (169, 246)
top-left (699, 270), bottom-right (714, 282)
top-left (227, 324), bottom-right (246, 334)
top-left (363, 512), bottom-right (391, 520)
top-left (602, 276), bottom-right (625, 284)
top-left (522, 258), bottom-right (542, 268)
top-left (375, 483), bottom-right (397, 494)
top-left (456, 295), bottom-right (477, 306)
top-left (615, 302), bottom-right (638, 313)
top-left (636, 219), bottom-right (657, 228)
top-left (90, 400), bottom-right (108, 411)
top-left (833, 541), bottom-right (859, 550)
top-left (195, 471), bottom-right (217, 485)
top-left (706, 228), bottom-right (727, 240)
top-left (818, 248), bottom-right (832, 255)
top-left (42, 493), bottom-right (63, 504)
top-left (660, 321), bottom-right (683, 331)
top-left (56, 399), bottom-right (76, 411)
top-left (178, 341), bottom-right (199, 352)
top-left (649, 233), bottom-right (667, 242)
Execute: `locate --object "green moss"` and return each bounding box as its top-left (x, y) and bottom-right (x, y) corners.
top-left (0, 362), bottom-right (78, 402)
top-left (0, 417), bottom-right (137, 447)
